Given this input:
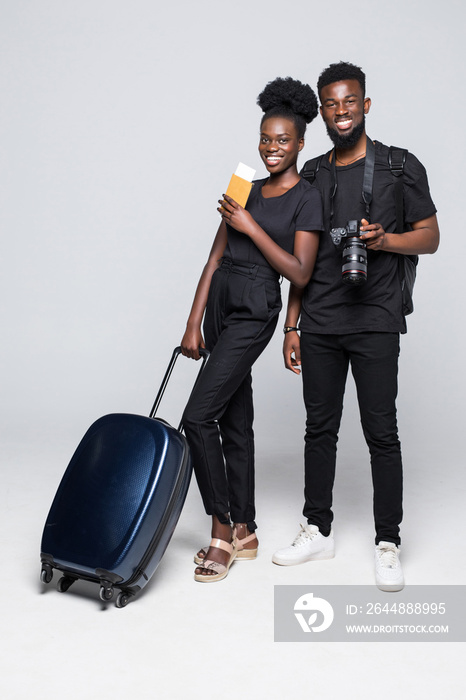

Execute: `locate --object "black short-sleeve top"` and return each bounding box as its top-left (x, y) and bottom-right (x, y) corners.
top-left (299, 141), bottom-right (437, 334)
top-left (223, 177), bottom-right (324, 269)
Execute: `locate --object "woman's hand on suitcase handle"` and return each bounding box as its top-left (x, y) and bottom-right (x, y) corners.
top-left (218, 195), bottom-right (258, 237)
top-left (181, 325), bottom-right (205, 360)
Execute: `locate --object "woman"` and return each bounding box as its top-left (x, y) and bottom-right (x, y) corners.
top-left (181, 77), bottom-right (323, 582)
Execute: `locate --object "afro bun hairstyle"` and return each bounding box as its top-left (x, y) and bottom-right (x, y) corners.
top-left (317, 62), bottom-right (366, 99)
top-left (257, 77), bottom-right (318, 139)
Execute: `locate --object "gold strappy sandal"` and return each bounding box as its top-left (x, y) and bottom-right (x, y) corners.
top-left (194, 538), bottom-right (237, 583)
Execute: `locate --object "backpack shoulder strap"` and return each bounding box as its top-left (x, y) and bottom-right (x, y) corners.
top-left (389, 146), bottom-right (418, 315)
top-left (388, 146), bottom-right (408, 233)
top-left (301, 153), bottom-right (326, 184)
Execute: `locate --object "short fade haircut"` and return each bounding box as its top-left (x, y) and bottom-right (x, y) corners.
top-left (317, 61), bottom-right (366, 100)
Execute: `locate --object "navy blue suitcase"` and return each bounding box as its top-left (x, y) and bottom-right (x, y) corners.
top-left (40, 347), bottom-right (208, 607)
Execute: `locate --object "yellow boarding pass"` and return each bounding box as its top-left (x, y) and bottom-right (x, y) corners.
top-left (224, 162), bottom-right (256, 208)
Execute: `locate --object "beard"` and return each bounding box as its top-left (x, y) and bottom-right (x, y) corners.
top-left (326, 116), bottom-right (366, 149)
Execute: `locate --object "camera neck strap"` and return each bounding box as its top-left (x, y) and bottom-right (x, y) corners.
top-left (330, 136), bottom-right (375, 226)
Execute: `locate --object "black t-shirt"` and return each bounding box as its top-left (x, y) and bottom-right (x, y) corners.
top-left (300, 141), bottom-right (437, 334)
top-left (223, 177), bottom-right (323, 269)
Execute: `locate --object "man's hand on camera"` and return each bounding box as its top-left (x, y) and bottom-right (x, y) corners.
top-left (283, 331), bottom-right (301, 374)
top-left (360, 219), bottom-right (386, 250)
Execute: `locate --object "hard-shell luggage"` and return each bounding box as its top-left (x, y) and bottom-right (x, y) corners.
top-left (40, 347), bottom-right (208, 607)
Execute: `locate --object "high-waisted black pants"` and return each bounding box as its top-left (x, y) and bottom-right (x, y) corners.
top-left (300, 331), bottom-right (403, 545)
top-left (182, 258), bottom-right (282, 531)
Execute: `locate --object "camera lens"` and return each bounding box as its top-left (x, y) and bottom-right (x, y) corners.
top-left (342, 238), bottom-right (367, 286)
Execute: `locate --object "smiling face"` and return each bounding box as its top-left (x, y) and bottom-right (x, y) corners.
top-left (259, 116), bottom-right (304, 174)
top-left (319, 79), bottom-right (371, 149)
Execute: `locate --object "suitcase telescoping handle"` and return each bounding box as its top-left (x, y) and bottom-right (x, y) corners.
top-left (149, 346), bottom-right (209, 432)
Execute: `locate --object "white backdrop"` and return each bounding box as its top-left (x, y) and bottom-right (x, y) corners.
top-left (1, 1), bottom-right (464, 698)
top-left (1, 0), bottom-right (461, 457)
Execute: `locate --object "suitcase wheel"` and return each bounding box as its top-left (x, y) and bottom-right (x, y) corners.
top-left (40, 564), bottom-right (53, 584)
top-left (99, 583), bottom-right (114, 602)
top-left (115, 591), bottom-right (131, 608)
top-left (57, 576), bottom-right (77, 593)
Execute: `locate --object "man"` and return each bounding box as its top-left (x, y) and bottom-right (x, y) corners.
top-left (272, 62), bottom-right (439, 591)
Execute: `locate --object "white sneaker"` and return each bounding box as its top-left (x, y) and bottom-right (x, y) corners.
top-left (272, 524), bottom-right (335, 566)
top-left (375, 541), bottom-right (404, 591)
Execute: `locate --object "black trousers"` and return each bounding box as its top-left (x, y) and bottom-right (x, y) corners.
top-left (182, 259), bottom-right (282, 531)
top-left (300, 331), bottom-right (403, 545)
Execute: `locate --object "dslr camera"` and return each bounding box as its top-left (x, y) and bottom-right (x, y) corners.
top-left (330, 219), bottom-right (367, 286)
